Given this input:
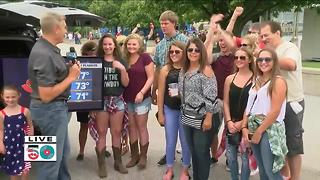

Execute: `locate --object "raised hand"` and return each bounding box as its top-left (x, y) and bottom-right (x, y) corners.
top-left (233, 6), bottom-right (244, 17)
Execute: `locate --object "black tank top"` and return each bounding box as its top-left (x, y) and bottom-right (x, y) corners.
top-left (229, 74), bottom-right (252, 121)
top-left (164, 67), bottom-right (181, 110)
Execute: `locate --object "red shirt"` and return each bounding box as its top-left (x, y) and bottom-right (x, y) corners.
top-left (123, 53), bottom-right (152, 103)
top-left (211, 54), bottom-right (235, 100)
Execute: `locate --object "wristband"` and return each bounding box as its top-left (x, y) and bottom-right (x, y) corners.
top-left (241, 127), bottom-right (248, 130)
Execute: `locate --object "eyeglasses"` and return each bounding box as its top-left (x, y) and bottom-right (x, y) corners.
top-left (234, 56), bottom-right (247, 61)
top-left (240, 43), bottom-right (248, 47)
top-left (256, 57), bottom-right (272, 63)
top-left (187, 48), bottom-right (200, 53)
top-left (169, 50), bottom-right (182, 55)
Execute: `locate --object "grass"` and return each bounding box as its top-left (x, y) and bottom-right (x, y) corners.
top-left (302, 60), bottom-right (320, 68)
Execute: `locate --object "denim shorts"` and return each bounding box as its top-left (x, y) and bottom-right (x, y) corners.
top-left (127, 97), bottom-right (151, 115)
top-left (103, 96), bottom-right (125, 112)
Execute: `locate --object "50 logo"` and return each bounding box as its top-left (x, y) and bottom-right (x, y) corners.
top-left (24, 136), bottom-right (56, 162)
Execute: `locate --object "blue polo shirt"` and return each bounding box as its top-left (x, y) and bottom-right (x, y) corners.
top-left (153, 32), bottom-right (188, 69)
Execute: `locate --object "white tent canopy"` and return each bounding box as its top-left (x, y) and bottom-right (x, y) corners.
top-left (0, 1), bottom-right (104, 27)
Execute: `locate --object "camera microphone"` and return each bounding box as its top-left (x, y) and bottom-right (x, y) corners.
top-left (66, 47), bottom-right (77, 64)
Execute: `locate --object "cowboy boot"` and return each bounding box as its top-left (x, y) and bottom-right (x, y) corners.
top-left (137, 142), bottom-right (149, 169)
top-left (95, 147), bottom-right (107, 178)
top-left (112, 146), bottom-right (128, 174)
top-left (126, 141), bottom-right (140, 168)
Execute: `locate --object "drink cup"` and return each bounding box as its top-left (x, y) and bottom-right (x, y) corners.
top-left (168, 83), bottom-right (178, 97)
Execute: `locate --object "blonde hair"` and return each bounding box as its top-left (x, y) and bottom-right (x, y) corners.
top-left (159, 10), bottom-right (178, 25)
top-left (242, 34), bottom-right (258, 52)
top-left (123, 33), bottom-right (145, 59)
top-left (40, 12), bottom-right (65, 34)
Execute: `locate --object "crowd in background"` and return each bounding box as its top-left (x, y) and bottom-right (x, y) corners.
top-left (0, 6), bottom-right (305, 180)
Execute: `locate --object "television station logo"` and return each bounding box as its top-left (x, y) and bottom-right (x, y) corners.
top-left (24, 136), bottom-right (56, 162)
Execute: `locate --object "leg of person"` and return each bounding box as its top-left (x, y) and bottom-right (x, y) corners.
top-left (126, 110), bottom-right (140, 168)
top-left (163, 106), bottom-right (179, 179)
top-left (178, 115), bottom-right (191, 179)
top-left (183, 125), bottom-right (197, 180)
top-left (210, 113), bottom-right (222, 164)
top-left (110, 109), bottom-right (128, 174)
top-left (30, 101), bottom-right (71, 180)
top-left (226, 140), bottom-right (240, 180)
top-left (259, 132), bottom-right (283, 180)
top-left (58, 114), bottom-right (71, 180)
top-left (135, 98), bottom-right (151, 170)
top-left (284, 100), bottom-right (305, 180)
top-left (9, 175), bottom-right (19, 180)
top-left (192, 128), bottom-right (213, 180)
top-left (240, 149), bottom-right (250, 180)
top-left (251, 142), bottom-right (268, 180)
top-left (95, 111), bottom-right (109, 178)
top-left (135, 112), bottom-right (149, 170)
top-left (77, 122), bottom-right (88, 160)
top-left (21, 170), bottom-right (30, 180)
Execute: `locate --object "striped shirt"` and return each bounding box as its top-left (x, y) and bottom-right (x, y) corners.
top-left (153, 32), bottom-right (188, 68)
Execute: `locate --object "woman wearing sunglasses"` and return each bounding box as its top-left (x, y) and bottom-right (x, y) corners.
top-left (242, 48), bottom-right (288, 180)
top-left (223, 47), bottom-right (254, 180)
top-left (241, 34), bottom-right (260, 58)
top-left (178, 37), bottom-right (218, 180)
top-left (158, 41), bottom-right (191, 180)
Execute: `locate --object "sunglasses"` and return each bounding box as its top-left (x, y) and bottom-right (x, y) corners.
top-left (187, 48), bottom-right (200, 53)
top-left (234, 56), bottom-right (247, 61)
top-left (240, 43), bottom-right (248, 47)
top-left (247, 30), bottom-right (259, 34)
top-left (256, 57), bottom-right (272, 63)
top-left (169, 50), bottom-right (182, 54)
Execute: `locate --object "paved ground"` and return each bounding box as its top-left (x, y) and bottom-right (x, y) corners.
top-left (1, 41), bottom-right (319, 179)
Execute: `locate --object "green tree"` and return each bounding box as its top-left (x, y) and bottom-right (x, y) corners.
top-left (47, 0), bottom-right (319, 35)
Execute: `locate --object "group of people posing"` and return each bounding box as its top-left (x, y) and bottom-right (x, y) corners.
top-left (0, 7), bottom-right (304, 180)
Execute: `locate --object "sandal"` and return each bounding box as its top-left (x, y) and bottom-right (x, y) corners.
top-left (76, 154), bottom-right (84, 161)
top-left (179, 172), bottom-right (190, 180)
top-left (163, 169), bottom-right (174, 180)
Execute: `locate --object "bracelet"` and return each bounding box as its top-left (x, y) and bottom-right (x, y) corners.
top-left (139, 91), bottom-right (144, 95)
top-left (241, 127), bottom-right (248, 130)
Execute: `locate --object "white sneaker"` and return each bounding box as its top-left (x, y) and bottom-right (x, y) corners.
top-left (250, 168), bottom-right (259, 176)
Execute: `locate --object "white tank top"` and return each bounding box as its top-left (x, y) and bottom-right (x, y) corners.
top-left (245, 81), bottom-right (286, 123)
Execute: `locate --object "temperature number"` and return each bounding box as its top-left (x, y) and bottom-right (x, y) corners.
top-left (73, 81), bottom-right (92, 90)
top-left (78, 71), bottom-right (92, 79)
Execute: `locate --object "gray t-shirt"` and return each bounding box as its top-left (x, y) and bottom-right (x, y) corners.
top-left (28, 38), bottom-right (70, 102)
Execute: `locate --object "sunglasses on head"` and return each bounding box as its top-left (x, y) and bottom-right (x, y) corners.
top-left (248, 30), bottom-right (259, 34)
top-left (169, 50), bottom-right (182, 54)
top-left (256, 57), bottom-right (272, 63)
top-left (234, 56), bottom-right (247, 60)
top-left (187, 48), bottom-right (200, 53)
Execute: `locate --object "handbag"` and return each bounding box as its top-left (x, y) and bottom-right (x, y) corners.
top-left (227, 130), bottom-right (241, 145)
